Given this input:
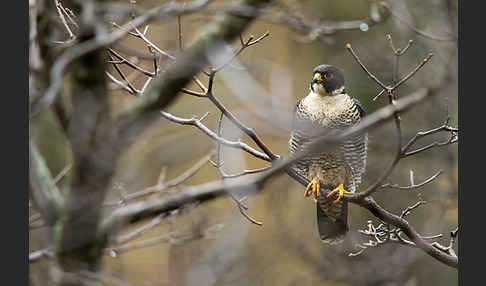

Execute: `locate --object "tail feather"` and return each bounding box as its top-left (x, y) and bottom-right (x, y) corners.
top-left (316, 198), bottom-right (348, 244)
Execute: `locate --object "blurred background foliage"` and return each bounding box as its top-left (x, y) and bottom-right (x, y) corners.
top-left (30, 0), bottom-right (458, 285)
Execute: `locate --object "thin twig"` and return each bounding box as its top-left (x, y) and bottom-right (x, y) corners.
top-left (351, 199), bottom-right (444, 256)
top-left (106, 153), bottom-right (213, 205)
top-left (106, 224), bottom-right (223, 256)
top-left (131, 25), bottom-right (175, 60)
top-left (52, 163), bottom-right (72, 185)
top-left (181, 88), bottom-right (207, 97)
top-left (403, 136), bottom-right (457, 157)
top-left (160, 111), bottom-right (271, 162)
top-left (211, 112), bottom-right (263, 226)
top-left (391, 53), bottom-right (434, 91)
top-left (381, 170), bottom-right (443, 190)
top-left (222, 166), bottom-right (272, 179)
top-left (55, 0), bottom-right (75, 41)
top-left (345, 43), bottom-right (388, 90)
top-left (401, 200), bottom-right (427, 218)
top-left (106, 232), bottom-right (193, 256)
top-left (108, 48), bottom-right (156, 77)
top-left (431, 226), bottom-right (458, 258)
top-left (113, 214), bottom-right (165, 244)
top-left (58, 2), bottom-right (78, 28)
top-left (108, 53), bottom-right (138, 94)
top-left (106, 71), bottom-right (134, 94)
top-left (402, 124), bottom-right (458, 157)
top-left (29, 248), bottom-right (54, 263)
top-left (206, 72), bottom-right (277, 161)
top-left (212, 31), bottom-right (269, 72)
top-left (346, 43), bottom-right (433, 98)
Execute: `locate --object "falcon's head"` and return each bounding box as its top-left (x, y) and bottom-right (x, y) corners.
top-left (310, 64), bottom-right (345, 96)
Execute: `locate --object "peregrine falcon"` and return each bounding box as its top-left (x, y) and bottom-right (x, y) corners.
top-left (289, 64), bottom-right (367, 244)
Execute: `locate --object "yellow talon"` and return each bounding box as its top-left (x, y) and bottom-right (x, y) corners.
top-left (304, 177), bottom-right (320, 199)
top-left (326, 183), bottom-right (353, 204)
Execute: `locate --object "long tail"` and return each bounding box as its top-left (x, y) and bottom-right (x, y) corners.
top-left (316, 198), bottom-right (348, 244)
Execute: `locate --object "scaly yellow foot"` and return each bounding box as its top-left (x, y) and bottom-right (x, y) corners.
top-left (304, 177), bottom-right (320, 199)
top-left (326, 183), bottom-right (353, 204)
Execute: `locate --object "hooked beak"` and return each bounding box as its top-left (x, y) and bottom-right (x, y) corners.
top-left (312, 73), bottom-right (323, 85)
top-left (311, 73), bottom-right (323, 91)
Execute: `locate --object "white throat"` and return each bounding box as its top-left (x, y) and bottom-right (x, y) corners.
top-left (311, 84), bottom-right (345, 96)
top-left (301, 90), bottom-right (352, 120)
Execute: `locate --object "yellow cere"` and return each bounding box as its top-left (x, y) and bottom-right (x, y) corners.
top-left (314, 73), bottom-right (323, 82)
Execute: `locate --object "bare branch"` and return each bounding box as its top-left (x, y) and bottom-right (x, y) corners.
top-left (403, 136), bottom-right (457, 157)
top-left (402, 123), bottom-right (458, 157)
top-left (235, 205), bottom-right (263, 226)
top-left (345, 43), bottom-right (388, 90)
top-left (381, 170), bottom-right (443, 191)
top-left (206, 72), bottom-right (278, 161)
top-left (349, 197), bottom-right (457, 268)
top-left (160, 111), bottom-right (271, 162)
top-left (108, 48), bottom-right (156, 77)
top-left (346, 43), bottom-right (433, 101)
top-left (106, 224), bottom-right (223, 257)
top-left (30, 0), bottom-right (212, 117)
top-left (112, 214), bottom-right (165, 245)
top-left (105, 152), bottom-right (213, 206)
top-left (211, 112), bottom-right (263, 226)
top-left (29, 248), bottom-right (54, 263)
top-left (392, 53), bottom-right (434, 91)
top-left (129, 24), bottom-right (175, 60)
top-left (52, 163), bottom-right (72, 185)
top-left (181, 88), bottom-right (207, 97)
top-left (213, 31), bottom-right (270, 72)
top-left (29, 140), bottom-right (64, 225)
top-left (221, 166), bottom-right (272, 179)
top-left (108, 52), bottom-right (138, 95)
top-left (401, 200), bottom-right (427, 218)
top-left (106, 71), bottom-right (135, 94)
top-left (54, 0), bottom-right (76, 42)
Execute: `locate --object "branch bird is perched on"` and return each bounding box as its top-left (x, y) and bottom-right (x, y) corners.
top-left (289, 64), bottom-right (367, 244)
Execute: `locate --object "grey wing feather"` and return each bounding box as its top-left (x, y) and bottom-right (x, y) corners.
top-left (289, 100), bottom-right (302, 155)
top-left (342, 133), bottom-right (367, 186)
top-left (289, 100), bottom-right (321, 155)
top-left (289, 100), bottom-right (314, 175)
top-left (342, 98), bottom-right (367, 186)
top-left (352, 98), bottom-right (365, 117)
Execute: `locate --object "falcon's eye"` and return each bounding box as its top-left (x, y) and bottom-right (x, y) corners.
top-left (323, 72), bottom-right (334, 79)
